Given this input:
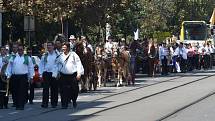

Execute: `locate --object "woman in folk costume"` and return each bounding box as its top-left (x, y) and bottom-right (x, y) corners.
top-left (186, 43), bottom-right (195, 71)
top-left (148, 41), bottom-right (157, 77)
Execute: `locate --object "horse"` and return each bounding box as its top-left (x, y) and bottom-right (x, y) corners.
top-left (75, 41), bottom-right (97, 92)
top-left (94, 42), bottom-right (107, 87)
top-left (118, 46), bottom-right (131, 85)
top-left (111, 44), bottom-right (131, 87)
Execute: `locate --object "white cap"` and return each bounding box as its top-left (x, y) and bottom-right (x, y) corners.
top-left (69, 35), bottom-right (76, 40)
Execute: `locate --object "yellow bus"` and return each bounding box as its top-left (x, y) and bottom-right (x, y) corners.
top-left (180, 21), bottom-right (208, 45)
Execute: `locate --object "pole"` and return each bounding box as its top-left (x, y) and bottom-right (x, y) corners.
top-left (28, 16), bottom-right (31, 47)
top-left (0, 12), bottom-right (2, 46)
top-left (28, 31), bottom-right (30, 47)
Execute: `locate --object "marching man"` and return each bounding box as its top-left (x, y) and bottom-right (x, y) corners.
top-left (6, 44), bottom-right (34, 110)
top-left (39, 42), bottom-right (59, 108)
top-left (56, 42), bottom-right (84, 109)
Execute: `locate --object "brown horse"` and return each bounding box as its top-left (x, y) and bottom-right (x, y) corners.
top-left (118, 46), bottom-right (131, 85)
top-left (110, 43), bottom-right (131, 87)
top-left (75, 41), bottom-right (96, 92)
top-left (94, 42), bottom-right (107, 87)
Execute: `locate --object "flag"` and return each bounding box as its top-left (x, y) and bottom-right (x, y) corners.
top-left (210, 8), bottom-right (215, 25)
top-left (134, 29), bottom-right (139, 40)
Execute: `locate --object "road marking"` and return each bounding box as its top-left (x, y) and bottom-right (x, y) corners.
top-left (8, 112), bottom-right (19, 115)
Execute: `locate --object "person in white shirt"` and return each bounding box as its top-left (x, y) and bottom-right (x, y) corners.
top-left (55, 40), bottom-right (62, 55)
top-left (104, 36), bottom-right (114, 56)
top-left (56, 42), bottom-right (84, 109)
top-left (198, 43), bottom-right (210, 69)
top-left (69, 35), bottom-right (77, 51)
top-left (159, 42), bottom-right (169, 75)
top-left (173, 42), bottom-right (188, 72)
top-left (7, 43), bottom-right (18, 107)
top-left (39, 41), bottom-right (59, 108)
top-left (81, 36), bottom-right (94, 53)
top-left (6, 44), bottom-right (34, 110)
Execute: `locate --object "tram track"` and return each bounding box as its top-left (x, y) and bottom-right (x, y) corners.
top-left (157, 87), bottom-right (215, 121)
top-left (11, 74), bottom-right (186, 121)
top-left (71, 73), bottom-right (215, 121)
top-left (11, 72), bottom-right (207, 121)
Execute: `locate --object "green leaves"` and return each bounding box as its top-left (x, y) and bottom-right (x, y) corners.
top-left (2, 0), bottom-right (215, 41)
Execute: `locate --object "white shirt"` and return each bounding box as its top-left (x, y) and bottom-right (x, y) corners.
top-left (198, 46), bottom-right (209, 55)
top-left (56, 51), bottom-right (84, 75)
top-left (0, 55), bottom-right (8, 70)
top-left (104, 42), bottom-right (113, 53)
top-left (83, 42), bottom-right (94, 53)
top-left (174, 47), bottom-right (188, 59)
top-left (39, 51), bottom-right (58, 77)
top-left (159, 46), bottom-right (169, 60)
top-left (6, 54), bottom-right (34, 79)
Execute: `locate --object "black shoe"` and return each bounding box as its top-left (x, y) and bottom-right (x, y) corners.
top-left (29, 101), bottom-right (33, 104)
top-left (41, 104), bottom-right (48, 108)
top-left (73, 102), bottom-right (77, 108)
top-left (61, 106), bottom-right (68, 109)
top-left (4, 105), bottom-right (8, 109)
top-left (80, 89), bottom-right (87, 93)
top-left (0, 106), bottom-right (3, 109)
top-left (12, 104), bottom-right (16, 107)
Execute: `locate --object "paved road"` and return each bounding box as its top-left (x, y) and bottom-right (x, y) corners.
top-left (0, 71), bottom-right (215, 121)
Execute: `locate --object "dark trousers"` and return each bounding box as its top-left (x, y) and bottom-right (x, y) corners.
top-left (42, 72), bottom-right (58, 107)
top-left (9, 76), bottom-right (16, 106)
top-left (161, 57), bottom-right (168, 75)
top-left (28, 82), bottom-right (36, 102)
top-left (148, 57), bottom-right (156, 77)
top-left (0, 79), bottom-right (8, 108)
top-left (130, 56), bottom-right (136, 84)
top-left (59, 72), bottom-right (79, 108)
top-left (194, 54), bottom-right (200, 70)
top-left (187, 57), bottom-right (194, 71)
top-left (12, 74), bottom-right (28, 109)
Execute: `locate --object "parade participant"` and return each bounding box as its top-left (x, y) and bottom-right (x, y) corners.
top-left (0, 46), bottom-right (9, 109)
top-left (39, 42), bottom-right (59, 108)
top-left (198, 43), bottom-right (210, 69)
top-left (81, 36), bottom-right (94, 53)
top-left (129, 39), bottom-right (141, 84)
top-left (69, 35), bottom-right (77, 51)
top-left (8, 43), bottom-right (18, 107)
top-left (55, 40), bottom-right (62, 55)
top-left (174, 42), bottom-right (188, 73)
top-left (104, 36), bottom-right (114, 56)
top-left (6, 44), bottom-right (34, 110)
top-left (27, 47), bottom-right (40, 104)
top-left (159, 42), bottom-right (169, 75)
top-left (56, 42), bottom-right (84, 109)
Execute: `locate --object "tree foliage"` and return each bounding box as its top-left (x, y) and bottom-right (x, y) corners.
top-left (2, 0), bottom-right (215, 44)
